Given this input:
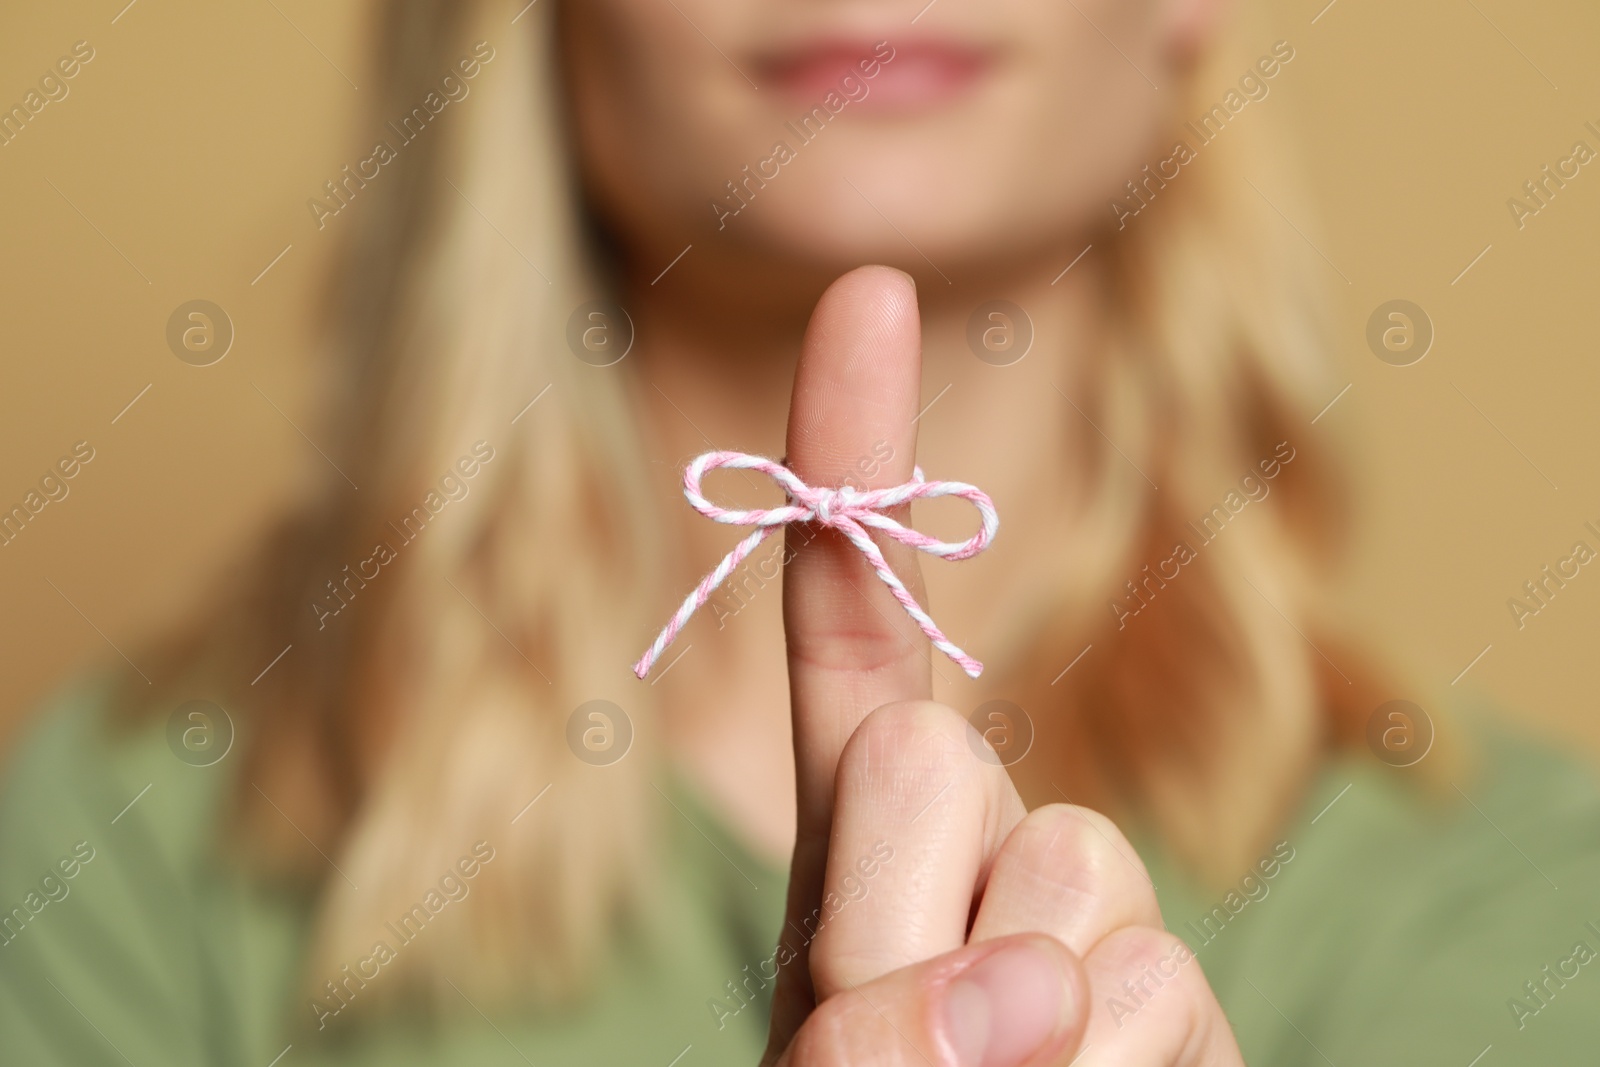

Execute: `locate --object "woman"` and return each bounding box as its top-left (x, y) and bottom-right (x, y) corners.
top-left (2, 0), bottom-right (1596, 1064)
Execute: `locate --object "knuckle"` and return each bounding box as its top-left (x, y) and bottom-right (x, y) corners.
top-left (788, 1000), bottom-right (850, 1066)
top-left (788, 988), bottom-right (897, 1067)
top-left (1006, 803), bottom-right (1151, 887)
top-left (977, 804), bottom-right (1165, 955)
top-left (995, 805), bottom-right (1118, 906)
top-left (1107, 925), bottom-right (1188, 973)
top-left (1008, 804), bottom-right (1100, 865)
top-left (838, 699), bottom-right (980, 796)
top-left (853, 699), bottom-right (970, 753)
top-left (1062, 804), bottom-right (1129, 850)
top-left (1096, 926), bottom-right (1207, 1026)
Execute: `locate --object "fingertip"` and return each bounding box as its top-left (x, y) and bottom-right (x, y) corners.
top-left (824, 264), bottom-right (918, 318)
top-left (789, 265), bottom-right (923, 486)
top-left (818, 266), bottom-right (918, 376)
top-left (781, 266), bottom-right (935, 834)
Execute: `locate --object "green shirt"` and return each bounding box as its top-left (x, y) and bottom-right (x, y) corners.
top-left (2, 677), bottom-right (1597, 1064)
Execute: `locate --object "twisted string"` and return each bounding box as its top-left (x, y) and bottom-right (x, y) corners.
top-left (633, 450), bottom-right (999, 680)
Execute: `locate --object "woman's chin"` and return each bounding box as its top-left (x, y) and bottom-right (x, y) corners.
top-left (716, 202), bottom-right (1055, 284)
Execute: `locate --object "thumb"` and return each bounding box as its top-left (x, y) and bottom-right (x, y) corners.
top-left (776, 933), bottom-right (1089, 1067)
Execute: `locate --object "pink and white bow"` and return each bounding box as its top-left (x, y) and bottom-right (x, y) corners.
top-left (633, 450), bottom-right (1000, 680)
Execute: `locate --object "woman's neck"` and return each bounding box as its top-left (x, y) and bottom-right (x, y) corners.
top-left (621, 250), bottom-right (1104, 864)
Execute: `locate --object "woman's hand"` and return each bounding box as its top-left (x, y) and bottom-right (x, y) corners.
top-left (761, 266), bottom-right (1244, 1067)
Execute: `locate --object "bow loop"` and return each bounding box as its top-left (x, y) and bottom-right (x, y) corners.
top-left (634, 450), bottom-right (1000, 679)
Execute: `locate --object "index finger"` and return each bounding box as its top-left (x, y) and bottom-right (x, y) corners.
top-left (765, 265), bottom-right (934, 1053)
top-left (784, 265), bottom-right (933, 835)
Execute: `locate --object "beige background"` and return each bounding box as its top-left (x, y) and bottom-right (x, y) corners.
top-left (2, 0), bottom-right (1597, 759)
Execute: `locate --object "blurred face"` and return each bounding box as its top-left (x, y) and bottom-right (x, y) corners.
top-left (562, 0), bottom-right (1211, 281)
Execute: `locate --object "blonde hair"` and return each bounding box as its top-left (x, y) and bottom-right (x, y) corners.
top-left (129, 0), bottom-right (1386, 1023)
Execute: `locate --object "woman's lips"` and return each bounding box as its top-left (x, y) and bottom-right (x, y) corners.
top-left (755, 40), bottom-right (994, 111)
